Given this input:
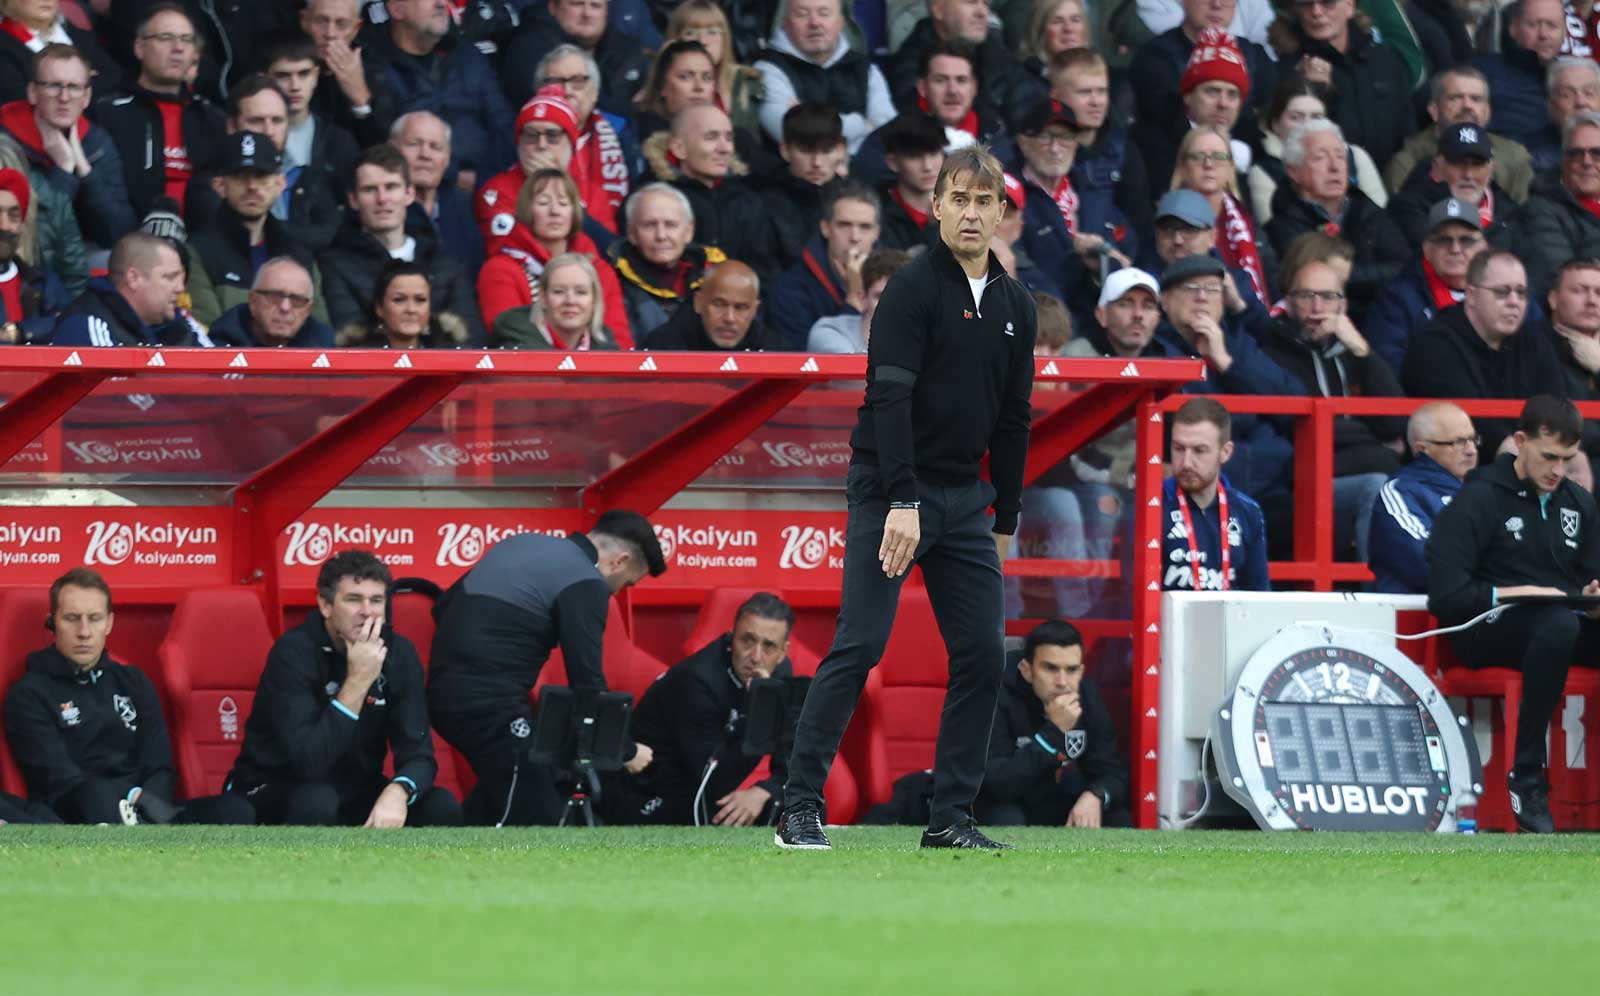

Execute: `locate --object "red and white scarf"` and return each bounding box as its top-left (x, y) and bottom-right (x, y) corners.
top-left (1216, 192), bottom-right (1267, 302)
top-left (1422, 258), bottom-right (1466, 311)
top-left (1025, 167), bottom-right (1078, 235)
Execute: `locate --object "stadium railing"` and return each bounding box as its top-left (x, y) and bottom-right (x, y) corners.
top-left (0, 347), bottom-right (1200, 826)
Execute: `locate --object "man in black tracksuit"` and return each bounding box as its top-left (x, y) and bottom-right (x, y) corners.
top-left (619, 593), bottom-right (800, 826)
top-left (227, 551), bottom-right (459, 827)
top-left (776, 145), bottom-right (1037, 851)
top-left (426, 511), bottom-right (666, 826)
top-left (1427, 396), bottom-right (1600, 834)
top-left (3, 568), bottom-right (252, 825)
top-left (978, 621), bottom-right (1129, 828)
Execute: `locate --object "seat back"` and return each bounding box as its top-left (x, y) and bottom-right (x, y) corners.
top-left (0, 589), bottom-right (49, 796)
top-left (850, 587), bottom-right (948, 806)
top-left (157, 588), bottom-right (276, 798)
top-left (538, 600), bottom-right (666, 700)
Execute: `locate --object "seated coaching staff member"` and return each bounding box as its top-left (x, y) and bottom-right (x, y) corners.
top-left (621, 592), bottom-right (799, 826)
top-left (3, 568), bottom-right (252, 825)
top-left (776, 144), bottom-right (1037, 852)
top-left (978, 621), bottom-right (1129, 828)
top-left (1427, 395), bottom-right (1600, 835)
top-left (227, 551), bottom-right (460, 827)
top-left (427, 511), bottom-right (666, 826)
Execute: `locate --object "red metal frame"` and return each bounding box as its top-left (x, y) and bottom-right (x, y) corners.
top-left (0, 348), bottom-right (1203, 826)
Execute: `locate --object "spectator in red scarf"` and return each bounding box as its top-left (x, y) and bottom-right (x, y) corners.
top-left (873, 111), bottom-right (944, 249)
top-left (766, 180), bottom-right (880, 350)
top-left (1264, 118), bottom-right (1406, 316)
top-left (1514, 111), bottom-right (1600, 299)
top-left (1389, 121), bottom-right (1517, 253)
top-left (1367, 198), bottom-right (1489, 374)
top-left (533, 44), bottom-right (634, 236)
top-left (491, 251), bottom-right (621, 350)
top-left (474, 85), bottom-right (581, 255)
top-left (1170, 125), bottom-right (1269, 303)
top-left (475, 166), bottom-right (630, 346)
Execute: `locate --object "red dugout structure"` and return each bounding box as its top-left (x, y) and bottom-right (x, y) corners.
top-left (0, 347), bottom-right (1201, 825)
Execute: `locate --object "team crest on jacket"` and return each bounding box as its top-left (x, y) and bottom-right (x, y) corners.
top-left (1505, 516), bottom-right (1525, 540)
top-left (59, 701), bottom-right (80, 726)
top-left (1065, 729), bottom-right (1086, 759)
top-left (113, 694), bottom-right (138, 732)
top-left (1562, 508), bottom-right (1580, 539)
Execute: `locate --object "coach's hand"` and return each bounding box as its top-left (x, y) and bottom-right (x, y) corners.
top-left (1585, 580), bottom-right (1600, 619)
top-left (364, 783), bottom-right (409, 829)
top-left (1067, 790), bottom-right (1103, 829)
top-left (992, 532), bottom-right (1011, 564)
top-left (1045, 691), bottom-right (1081, 734)
top-left (880, 507), bottom-right (920, 577)
top-left (337, 617), bottom-right (388, 715)
top-left (713, 786), bottom-right (771, 827)
top-left (624, 742), bottom-right (654, 774)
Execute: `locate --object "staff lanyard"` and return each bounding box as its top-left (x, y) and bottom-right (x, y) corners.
top-left (1178, 484), bottom-right (1229, 591)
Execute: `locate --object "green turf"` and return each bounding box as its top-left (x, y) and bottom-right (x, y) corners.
top-left (3, 826), bottom-right (1598, 995)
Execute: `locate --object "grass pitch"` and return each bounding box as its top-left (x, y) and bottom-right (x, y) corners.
top-left (2, 826), bottom-right (1598, 996)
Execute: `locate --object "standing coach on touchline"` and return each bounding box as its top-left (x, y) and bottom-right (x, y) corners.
top-left (775, 143), bottom-right (1038, 851)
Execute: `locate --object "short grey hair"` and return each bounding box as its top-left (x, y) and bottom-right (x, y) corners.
top-left (1282, 118), bottom-right (1347, 168)
top-left (625, 181), bottom-right (694, 230)
top-left (1564, 110), bottom-right (1600, 147)
top-left (530, 253), bottom-right (607, 342)
top-left (1548, 55), bottom-right (1600, 92)
top-left (537, 43), bottom-right (602, 91)
top-left (251, 255), bottom-right (313, 293)
top-left (390, 110), bottom-right (452, 148)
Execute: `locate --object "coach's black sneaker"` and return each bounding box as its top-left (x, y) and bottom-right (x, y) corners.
top-left (774, 803), bottom-right (831, 850)
top-left (920, 822), bottom-right (1012, 850)
top-left (1509, 772), bottom-right (1555, 834)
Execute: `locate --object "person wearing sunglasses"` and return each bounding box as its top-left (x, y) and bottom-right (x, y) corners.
top-left (1515, 111), bottom-right (1600, 300)
top-left (207, 255), bottom-right (334, 349)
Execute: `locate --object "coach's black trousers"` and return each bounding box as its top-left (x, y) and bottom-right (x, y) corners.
top-left (785, 464), bottom-right (1006, 829)
top-left (1450, 604), bottom-right (1600, 775)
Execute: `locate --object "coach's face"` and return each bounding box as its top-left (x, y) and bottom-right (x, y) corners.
top-left (932, 170), bottom-right (1005, 260)
top-left (728, 613), bottom-right (790, 686)
top-left (319, 576), bottom-right (387, 652)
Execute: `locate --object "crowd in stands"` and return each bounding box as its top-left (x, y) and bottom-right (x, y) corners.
top-left (3, 0), bottom-right (1600, 579)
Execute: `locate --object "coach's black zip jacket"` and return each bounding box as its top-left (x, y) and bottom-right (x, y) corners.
top-left (981, 666), bottom-right (1127, 814)
top-left (849, 237), bottom-right (1038, 534)
top-left (3, 647), bottom-right (175, 805)
top-left (228, 612), bottom-right (436, 801)
top-left (1427, 452), bottom-right (1600, 624)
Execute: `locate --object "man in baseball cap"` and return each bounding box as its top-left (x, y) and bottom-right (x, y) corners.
top-left (1015, 97), bottom-right (1135, 276)
top-left (1092, 268), bottom-right (1161, 359)
top-left (1364, 197), bottom-right (1489, 374)
top-left (184, 130), bottom-right (327, 327)
top-left (1389, 120), bottom-right (1511, 250)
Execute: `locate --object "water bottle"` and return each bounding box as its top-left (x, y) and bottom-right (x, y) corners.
top-left (1456, 790), bottom-right (1478, 835)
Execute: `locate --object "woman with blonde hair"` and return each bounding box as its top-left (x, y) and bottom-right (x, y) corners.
top-left (1019, 0), bottom-right (1089, 71)
top-left (476, 167), bottom-right (632, 346)
top-left (1170, 125), bottom-right (1270, 302)
top-left (665, 0), bottom-right (764, 136)
top-left (494, 252), bottom-right (619, 350)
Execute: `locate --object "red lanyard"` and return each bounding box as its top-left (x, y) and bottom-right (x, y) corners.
top-left (1178, 484), bottom-right (1229, 591)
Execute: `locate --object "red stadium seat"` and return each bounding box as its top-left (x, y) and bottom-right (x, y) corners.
top-left (157, 588), bottom-right (275, 798)
top-left (0, 588), bottom-right (50, 797)
top-left (842, 586), bottom-right (949, 808)
top-left (538, 599), bottom-right (667, 700)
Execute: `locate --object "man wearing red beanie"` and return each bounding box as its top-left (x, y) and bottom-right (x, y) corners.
top-left (474, 84), bottom-right (581, 256)
top-left (0, 165), bottom-right (66, 343)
